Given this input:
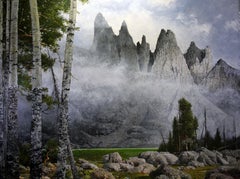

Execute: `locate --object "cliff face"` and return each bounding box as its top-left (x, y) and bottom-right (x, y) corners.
top-left (202, 59), bottom-right (240, 92)
top-left (151, 29), bottom-right (193, 83)
top-left (118, 21), bottom-right (139, 71)
top-left (92, 13), bottom-right (120, 64)
top-left (184, 42), bottom-right (213, 84)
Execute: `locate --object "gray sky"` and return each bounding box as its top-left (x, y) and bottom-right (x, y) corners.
top-left (76, 0), bottom-right (240, 68)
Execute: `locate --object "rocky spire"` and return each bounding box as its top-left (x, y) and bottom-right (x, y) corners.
top-left (203, 59), bottom-right (240, 92)
top-left (92, 13), bottom-right (119, 64)
top-left (152, 29), bottom-right (193, 83)
top-left (94, 12), bottom-right (109, 29)
top-left (137, 35), bottom-right (150, 72)
top-left (184, 42), bottom-right (213, 84)
top-left (118, 20), bottom-right (139, 71)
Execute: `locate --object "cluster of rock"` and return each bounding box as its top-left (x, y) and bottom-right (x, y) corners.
top-left (81, 149), bottom-right (240, 178)
top-left (102, 152), bottom-right (156, 174)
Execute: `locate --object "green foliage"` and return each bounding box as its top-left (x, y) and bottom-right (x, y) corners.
top-left (43, 139), bottom-right (59, 163)
top-left (18, 73), bottom-right (32, 90)
top-left (19, 142), bottom-right (31, 166)
top-left (18, 0), bottom-right (69, 51)
top-left (162, 98), bottom-right (199, 152)
top-left (42, 53), bottom-right (55, 71)
top-left (42, 95), bottom-right (55, 109)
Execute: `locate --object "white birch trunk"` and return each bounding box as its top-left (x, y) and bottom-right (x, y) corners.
top-left (2, 1), bottom-right (11, 178)
top-left (29, 0), bottom-right (42, 178)
top-left (6, 0), bottom-right (19, 178)
top-left (0, 0), bottom-right (4, 176)
top-left (57, 0), bottom-right (79, 178)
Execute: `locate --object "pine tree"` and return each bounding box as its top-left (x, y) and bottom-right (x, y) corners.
top-left (172, 117), bottom-right (180, 151)
top-left (170, 98), bottom-right (198, 152)
top-left (214, 128), bottom-right (222, 150)
top-left (178, 98), bottom-right (198, 151)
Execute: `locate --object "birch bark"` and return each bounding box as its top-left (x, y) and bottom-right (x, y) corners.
top-left (56, 0), bottom-right (79, 178)
top-left (0, 0), bottom-right (4, 176)
top-left (6, 0), bottom-right (19, 178)
top-left (29, 0), bottom-right (42, 178)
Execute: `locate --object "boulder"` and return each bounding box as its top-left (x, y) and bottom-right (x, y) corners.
top-left (81, 162), bottom-right (98, 170)
top-left (129, 163), bottom-right (156, 174)
top-left (103, 152), bottom-right (122, 163)
top-left (150, 165), bottom-right (192, 179)
top-left (91, 168), bottom-right (115, 179)
top-left (126, 157), bottom-right (146, 166)
top-left (104, 163), bottom-right (121, 172)
top-left (119, 163), bottom-right (134, 171)
top-left (139, 151), bottom-right (178, 166)
top-left (178, 151), bottom-right (199, 165)
top-left (205, 166), bottom-right (240, 179)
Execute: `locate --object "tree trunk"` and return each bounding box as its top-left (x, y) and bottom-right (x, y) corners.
top-left (29, 0), bottom-right (42, 178)
top-left (1, 1), bottom-right (11, 178)
top-left (0, 0), bottom-right (4, 177)
top-left (56, 0), bottom-right (79, 178)
top-left (6, 0), bottom-right (19, 178)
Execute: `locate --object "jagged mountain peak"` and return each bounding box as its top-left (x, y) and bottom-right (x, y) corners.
top-left (141, 35), bottom-right (146, 44)
top-left (203, 58), bottom-right (240, 92)
top-left (155, 29), bottom-right (178, 53)
top-left (216, 59), bottom-right (229, 67)
top-left (94, 12), bottom-right (110, 29)
top-left (120, 20), bottom-right (130, 35)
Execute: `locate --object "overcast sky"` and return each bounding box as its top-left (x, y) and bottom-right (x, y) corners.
top-left (76, 0), bottom-right (240, 68)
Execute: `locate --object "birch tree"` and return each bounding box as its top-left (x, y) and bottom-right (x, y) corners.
top-left (56, 0), bottom-right (79, 178)
top-left (29, 0), bottom-right (42, 178)
top-left (6, 0), bottom-right (20, 178)
top-left (0, 0), bottom-right (4, 176)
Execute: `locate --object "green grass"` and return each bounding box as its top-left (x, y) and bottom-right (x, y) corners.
top-left (183, 166), bottom-right (217, 179)
top-left (73, 148), bottom-right (157, 163)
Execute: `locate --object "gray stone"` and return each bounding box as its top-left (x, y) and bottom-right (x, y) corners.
top-left (126, 157), bottom-right (146, 166)
top-left (178, 151), bottom-right (199, 165)
top-left (104, 163), bottom-right (121, 172)
top-left (81, 162), bottom-right (98, 170)
top-left (150, 165), bottom-right (192, 179)
top-left (103, 152), bottom-right (122, 163)
top-left (91, 168), bottom-right (115, 179)
top-left (139, 151), bottom-right (178, 166)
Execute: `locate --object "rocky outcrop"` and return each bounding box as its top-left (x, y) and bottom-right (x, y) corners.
top-left (205, 166), bottom-right (240, 179)
top-left (151, 29), bottom-right (193, 83)
top-left (184, 42), bottom-right (213, 84)
top-left (178, 148), bottom-right (236, 167)
top-left (202, 59), bottom-right (240, 92)
top-left (150, 165), bottom-right (192, 179)
top-left (139, 151), bottom-right (178, 166)
top-left (92, 13), bottom-right (120, 64)
top-left (137, 35), bottom-right (150, 72)
top-left (118, 21), bottom-right (139, 71)
top-left (102, 152), bottom-right (156, 174)
top-left (92, 14), bottom-right (139, 70)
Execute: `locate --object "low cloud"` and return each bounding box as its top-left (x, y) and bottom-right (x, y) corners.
top-left (224, 19), bottom-right (240, 32)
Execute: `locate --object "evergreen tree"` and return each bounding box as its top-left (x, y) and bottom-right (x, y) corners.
top-left (214, 128), bottom-right (222, 150)
top-left (204, 130), bottom-right (213, 149)
top-left (172, 117), bottom-right (179, 151)
top-left (178, 98), bottom-right (198, 151)
top-left (167, 98), bottom-right (198, 152)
